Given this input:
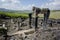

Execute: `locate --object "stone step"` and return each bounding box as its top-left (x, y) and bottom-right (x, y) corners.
top-left (8, 28), bottom-right (35, 36)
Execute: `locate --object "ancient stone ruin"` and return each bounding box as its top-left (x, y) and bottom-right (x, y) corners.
top-left (0, 7), bottom-right (60, 40)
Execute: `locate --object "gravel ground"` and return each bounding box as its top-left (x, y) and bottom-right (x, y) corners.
top-left (0, 18), bottom-right (60, 40)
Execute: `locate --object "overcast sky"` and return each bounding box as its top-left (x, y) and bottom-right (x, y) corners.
top-left (0, 0), bottom-right (60, 10)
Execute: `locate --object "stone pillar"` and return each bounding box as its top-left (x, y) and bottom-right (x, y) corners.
top-left (35, 16), bottom-right (38, 29)
top-left (3, 22), bottom-right (5, 28)
top-left (11, 18), bottom-right (14, 23)
top-left (29, 13), bottom-right (32, 28)
top-left (35, 13), bottom-right (38, 30)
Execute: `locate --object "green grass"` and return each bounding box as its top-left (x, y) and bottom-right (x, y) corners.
top-left (5, 13), bottom-right (28, 18)
top-left (38, 11), bottom-right (60, 19)
top-left (0, 11), bottom-right (29, 18)
top-left (49, 11), bottom-right (60, 19)
top-left (0, 11), bottom-right (60, 19)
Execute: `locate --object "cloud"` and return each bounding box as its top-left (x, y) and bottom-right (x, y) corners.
top-left (1, 0), bottom-right (5, 2)
top-left (1, 0), bottom-right (20, 3)
top-left (0, 0), bottom-right (36, 10)
top-left (21, 4), bottom-right (35, 10)
top-left (0, 0), bottom-right (60, 10)
top-left (40, 0), bottom-right (60, 10)
top-left (0, 0), bottom-right (21, 10)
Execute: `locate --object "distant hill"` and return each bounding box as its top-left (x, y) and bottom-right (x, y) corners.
top-left (19, 10), bottom-right (32, 13)
top-left (0, 8), bottom-right (10, 12)
top-left (0, 8), bottom-right (32, 13)
top-left (51, 10), bottom-right (60, 12)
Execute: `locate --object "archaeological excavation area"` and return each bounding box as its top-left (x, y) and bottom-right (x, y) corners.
top-left (0, 14), bottom-right (60, 40)
top-left (0, 7), bottom-right (60, 40)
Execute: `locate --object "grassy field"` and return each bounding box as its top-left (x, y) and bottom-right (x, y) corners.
top-left (0, 11), bottom-right (60, 19)
top-left (0, 11), bottom-right (29, 18)
top-left (49, 11), bottom-right (60, 19)
top-left (38, 11), bottom-right (60, 19)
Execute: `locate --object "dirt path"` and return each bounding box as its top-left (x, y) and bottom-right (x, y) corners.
top-left (8, 28), bottom-right (35, 36)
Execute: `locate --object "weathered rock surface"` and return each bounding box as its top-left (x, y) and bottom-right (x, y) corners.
top-left (0, 18), bottom-right (60, 40)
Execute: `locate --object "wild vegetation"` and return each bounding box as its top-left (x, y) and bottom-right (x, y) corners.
top-left (0, 10), bottom-right (60, 19)
top-left (0, 11), bottom-right (29, 18)
top-left (38, 11), bottom-right (60, 19)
